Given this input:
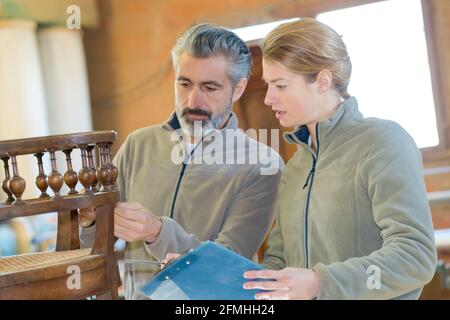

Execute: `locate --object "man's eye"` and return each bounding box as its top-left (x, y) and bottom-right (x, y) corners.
top-left (205, 86), bottom-right (218, 91)
top-left (276, 85), bottom-right (287, 90)
top-left (179, 82), bottom-right (190, 87)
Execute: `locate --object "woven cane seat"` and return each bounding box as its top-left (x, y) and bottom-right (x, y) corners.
top-left (0, 248), bottom-right (92, 274)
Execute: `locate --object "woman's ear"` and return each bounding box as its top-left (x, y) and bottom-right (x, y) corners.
top-left (232, 78), bottom-right (248, 103)
top-left (315, 70), bottom-right (333, 94)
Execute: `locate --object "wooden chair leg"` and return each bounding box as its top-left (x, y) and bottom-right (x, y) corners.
top-left (92, 204), bottom-right (120, 299)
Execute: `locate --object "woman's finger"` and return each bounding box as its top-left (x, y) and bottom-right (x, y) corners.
top-left (243, 280), bottom-right (287, 291)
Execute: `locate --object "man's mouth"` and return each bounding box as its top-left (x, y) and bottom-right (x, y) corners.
top-left (186, 114), bottom-right (209, 120)
top-left (182, 108), bottom-right (211, 121)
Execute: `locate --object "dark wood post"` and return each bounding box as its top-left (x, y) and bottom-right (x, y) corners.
top-left (34, 152), bottom-right (49, 198)
top-left (1, 156), bottom-right (15, 204)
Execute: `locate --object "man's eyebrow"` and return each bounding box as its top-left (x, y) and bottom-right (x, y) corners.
top-left (201, 81), bottom-right (222, 88)
top-left (177, 76), bottom-right (192, 82)
top-left (177, 77), bottom-right (222, 87)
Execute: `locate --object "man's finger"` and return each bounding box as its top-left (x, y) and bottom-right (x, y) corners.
top-left (116, 202), bottom-right (144, 211)
top-left (161, 253), bottom-right (181, 270)
top-left (114, 213), bottom-right (144, 232)
top-left (164, 253), bottom-right (181, 264)
top-left (114, 206), bottom-right (141, 220)
top-left (79, 207), bottom-right (95, 216)
top-left (114, 222), bottom-right (137, 241)
top-left (114, 206), bottom-right (149, 223)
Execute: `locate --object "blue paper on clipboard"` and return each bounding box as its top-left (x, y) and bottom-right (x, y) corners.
top-left (140, 241), bottom-right (265, 300)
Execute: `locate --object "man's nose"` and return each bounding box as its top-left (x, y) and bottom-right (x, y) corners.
top-left (187, 87), bottom-right (204, 109)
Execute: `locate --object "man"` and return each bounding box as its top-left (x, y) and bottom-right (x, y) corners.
top-left (80, 23), bottom-right (283, 299)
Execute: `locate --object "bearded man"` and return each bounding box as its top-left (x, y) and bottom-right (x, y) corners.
top-left (80, 23), bottom-right (283, 299)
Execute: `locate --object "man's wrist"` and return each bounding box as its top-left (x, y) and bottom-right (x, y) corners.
top-left (144, 216), bottom-right (163, 244)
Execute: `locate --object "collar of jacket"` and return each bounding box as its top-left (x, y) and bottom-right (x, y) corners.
top-left (283, 96), bottom-right (363, 150)
top-left (162, 111), bottom-right (239, 132)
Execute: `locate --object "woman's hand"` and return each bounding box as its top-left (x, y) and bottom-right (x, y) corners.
top-left (243, 267), bottom-right (320, 300)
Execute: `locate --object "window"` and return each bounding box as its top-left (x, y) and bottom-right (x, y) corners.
top-left (231, 18), bottom-right (300, 42)
top-left (317, 0), bottom-right (439, 148)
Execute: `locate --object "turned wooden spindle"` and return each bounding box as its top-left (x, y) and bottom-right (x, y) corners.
top-left (8, 155), bottom-right (26, 205)
top-left (47, 149), bottom-right (64, 198)
top-left (78, 145), bottom-right (95, 194)
top-left (34, 152), bottom-right (49, 198)
top-left (63, 149), bottom-right (78, 195)
top-left (105, 143), bottom-right (118, 191)
top-left (1, 156), bottom-right (15, 204)
top-left (95, 145), bottom-right (102, 190)
top-left (86, 145), bottom-right (99, 193)
top-left (96, 144), bottom-right (110, 192)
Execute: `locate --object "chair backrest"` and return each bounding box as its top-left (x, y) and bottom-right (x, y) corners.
top-left (0, 131), bottom-right (120, 299)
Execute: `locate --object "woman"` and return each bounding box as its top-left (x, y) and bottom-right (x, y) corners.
top-left (242, 18), bottom-right (437, 300)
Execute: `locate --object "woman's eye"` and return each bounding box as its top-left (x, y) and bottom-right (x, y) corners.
top-left (276, 85), bottom-right (287, 90)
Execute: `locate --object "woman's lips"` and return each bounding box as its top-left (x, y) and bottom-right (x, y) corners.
top-left (275, 111), bottom-right (287, 119)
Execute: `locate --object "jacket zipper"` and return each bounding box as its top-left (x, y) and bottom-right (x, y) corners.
top-left (169, 137), bottom-right (204, 219)
top-left (302, 124), bottom-right (320, 269)
top-left (169, 162), bottom-right (187, 219)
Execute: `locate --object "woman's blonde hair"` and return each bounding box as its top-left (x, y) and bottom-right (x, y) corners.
top-left (262, 18), bottom-right (351, 99)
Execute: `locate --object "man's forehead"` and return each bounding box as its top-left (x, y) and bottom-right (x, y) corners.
top-left (177, 53), bottom-right (229, 82)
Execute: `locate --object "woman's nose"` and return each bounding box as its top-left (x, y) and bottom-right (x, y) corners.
top-left (264, 87), bottom-right (276, 106)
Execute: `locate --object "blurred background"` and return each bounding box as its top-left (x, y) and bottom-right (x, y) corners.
top-left (0, 0), bottom-right (449, 298)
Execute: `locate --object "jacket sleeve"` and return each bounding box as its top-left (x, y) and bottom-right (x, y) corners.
top-left (145, 164), bottom-right (283, 261)
top-left (314, 131), bottom-right (437, 299)
top-left (261, 207), bottom-right (287, 270)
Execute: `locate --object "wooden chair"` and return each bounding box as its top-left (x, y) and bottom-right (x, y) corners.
top-left (0, 131), bottom-right (120, 299)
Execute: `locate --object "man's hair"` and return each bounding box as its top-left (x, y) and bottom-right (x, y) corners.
top-left (172, 23), bottom-right (252, 86)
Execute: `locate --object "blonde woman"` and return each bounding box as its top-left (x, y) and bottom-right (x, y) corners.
top-left (243, 18), bottom-right (437, 299)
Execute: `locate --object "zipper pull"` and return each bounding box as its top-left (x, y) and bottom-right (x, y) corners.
top-left (302, 165), bottom-right (315, 189)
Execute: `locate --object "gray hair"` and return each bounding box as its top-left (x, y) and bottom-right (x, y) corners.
top-left (171, 23), bottom-right (252, 86)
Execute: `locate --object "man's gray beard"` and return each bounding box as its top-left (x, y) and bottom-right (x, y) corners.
top-left (175, 102), bottom-right (232, 138)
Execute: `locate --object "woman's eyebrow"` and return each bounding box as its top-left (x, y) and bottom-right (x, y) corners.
top-left (262, 77), bottom-right (287, 83)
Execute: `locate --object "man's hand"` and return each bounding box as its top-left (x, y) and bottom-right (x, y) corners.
top-left (243, 267), bottom-right (320, 300)
top-left (79, 207), bottom-right (96, 227)
top-left (114, 202), bottom-right (163, 243)
top-left (161, 253), bottom-right (181, 269)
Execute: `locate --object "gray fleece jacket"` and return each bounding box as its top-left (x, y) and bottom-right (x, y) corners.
top-left (262, 97), bottom-right (437, 299)
top-left (82, 112), bottom-right (284, 299)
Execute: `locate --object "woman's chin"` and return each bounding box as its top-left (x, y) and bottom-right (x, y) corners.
top-left (278, 118), bottom-right (293, 128)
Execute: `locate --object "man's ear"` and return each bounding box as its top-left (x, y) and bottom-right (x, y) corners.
top-left (315, 70), bottom-right (333, 94)
top-left (231, 78), bottom-right (248, 103)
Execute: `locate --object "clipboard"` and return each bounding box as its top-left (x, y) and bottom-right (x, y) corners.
top-left (140, 241), bottom-right (265, 300)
